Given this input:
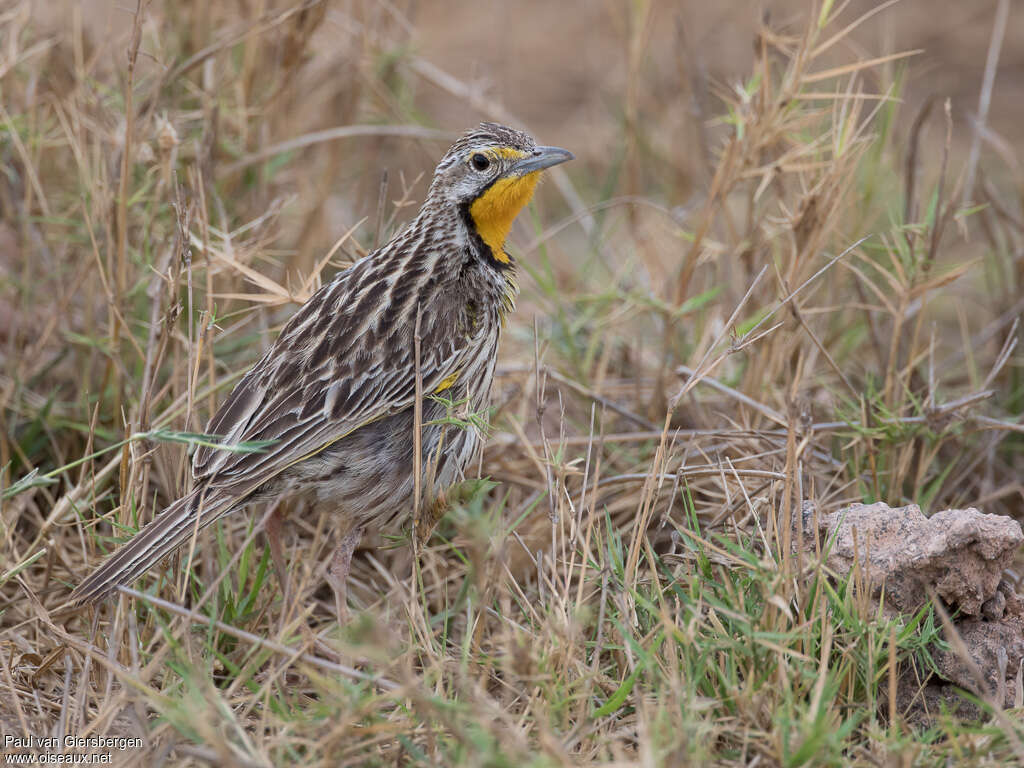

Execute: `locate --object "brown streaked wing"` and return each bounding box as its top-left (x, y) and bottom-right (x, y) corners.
top-left (192, 359), bottom-right (270, 478)
top-left (191, 307), bottom-right (470, 493)
top-left (192, 255), bottom-right (371, 478)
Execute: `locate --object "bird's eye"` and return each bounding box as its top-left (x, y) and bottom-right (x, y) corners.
top-left (470, 153), bottom-right (490, 172)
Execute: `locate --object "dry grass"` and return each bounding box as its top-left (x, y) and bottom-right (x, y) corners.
top-left (2, 1), bottom-right (1024, 765)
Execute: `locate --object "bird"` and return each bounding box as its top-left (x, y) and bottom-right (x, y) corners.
top-left (70, 122), bottom-right (573, 615)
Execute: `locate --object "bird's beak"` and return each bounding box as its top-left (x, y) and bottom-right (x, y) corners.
top-left (508, 145), bottom-right (574, 176)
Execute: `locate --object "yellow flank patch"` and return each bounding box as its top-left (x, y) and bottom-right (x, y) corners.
top-left (435, 370), bottom-right (460, 393)
top-left (468, 171), bottom-right (541, 263)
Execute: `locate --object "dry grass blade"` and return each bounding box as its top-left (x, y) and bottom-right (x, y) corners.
top-left (2, 1), bottom-right (1023, 764)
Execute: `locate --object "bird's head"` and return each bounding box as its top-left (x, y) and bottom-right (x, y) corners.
top-left (429, 122), bottom-right (573, 266)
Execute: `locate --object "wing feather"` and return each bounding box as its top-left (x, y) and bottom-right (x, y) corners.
top-left (192, 260), bottom-right (471, 492)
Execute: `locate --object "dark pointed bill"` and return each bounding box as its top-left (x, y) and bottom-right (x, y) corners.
top-left (509, 145), bottom-right (574, 176)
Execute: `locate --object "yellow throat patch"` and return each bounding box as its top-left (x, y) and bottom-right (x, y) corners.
top-left (468, 169), bottom-right (541, 264)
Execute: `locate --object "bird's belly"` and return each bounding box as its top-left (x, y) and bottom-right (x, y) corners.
top-left (279, 321), bottom-right (500, 531)
top-left (287, 389), bottom-right (488, 531)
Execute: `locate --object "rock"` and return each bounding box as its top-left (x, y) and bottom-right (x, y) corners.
top-left (797, 501), bottom-right (1024, 720)
top-left (1001, 579), bottom-right (1024, 617)
top-left (982, 591), bottom-right (1006, 621)
top-left (932, 614), bottom-right (1024, 708)
top-left (796, 502), bottom-right (1023, 617)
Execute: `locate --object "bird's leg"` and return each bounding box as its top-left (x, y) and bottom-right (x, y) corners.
top-left (326, 525), bottom-right (365, 624)
top-left (265, 500), bottom-right (289, 603)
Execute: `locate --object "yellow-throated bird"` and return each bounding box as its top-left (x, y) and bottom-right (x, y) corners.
top-left (71, 123), bottom-right (573, 612)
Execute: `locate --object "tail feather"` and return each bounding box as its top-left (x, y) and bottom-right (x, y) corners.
top-left (70, 488), bottom-right (234, 605)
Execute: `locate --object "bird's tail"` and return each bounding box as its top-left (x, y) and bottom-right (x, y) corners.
top-left (70, 487), bottom-right (235, 605)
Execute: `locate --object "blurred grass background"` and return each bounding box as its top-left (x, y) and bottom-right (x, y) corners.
top-left (2, 0), bottom-right (1024, 764)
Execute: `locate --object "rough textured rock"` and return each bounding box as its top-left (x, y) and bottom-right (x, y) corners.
top-left (796, 501), bottom-right (1023, 617)
top-left (933, 611), bottom-right (1024, 708)
top-left (797, 501), bottom-right (1024, 722)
